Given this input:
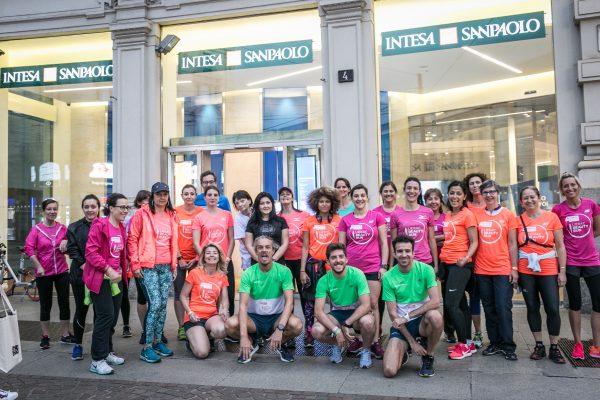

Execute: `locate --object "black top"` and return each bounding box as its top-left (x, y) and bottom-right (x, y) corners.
top-left (67, 218), bottom-right (92, 284)
top-left (245, 216), bottom-right (289, 246)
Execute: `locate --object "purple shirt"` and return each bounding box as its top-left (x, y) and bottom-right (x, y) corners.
top-left (390, 206), bottom-right (435, 264)
top-left (338, 210), bottom-right (386, 273)
top-left (552, 198), bottom-right (600, 266)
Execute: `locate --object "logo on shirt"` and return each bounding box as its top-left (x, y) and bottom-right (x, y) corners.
top-left (313, 224), bottom-right (337, 245)
top-left (564, 213), bottom-right (592, 239)
top-left (349, 223), bottom-right (375, 245)
top-left (478, 220), bottom-right (503, 244)
top-left (155, 221), bottom-right (171, 247)
top-left (110, 235), bottom-right (123, 259)
top-left (401, 220), bottom-right (427, 243)
top-left (206, 223), bottom-right (227, 245)
top-left (519, 225), bottom-right (549, 244)
top-left (179, 219), bottom-right (193, 239)
top-left (443, 221), bottom-right (457, 243)
top-left (287, 222), bottom-right (302, 244)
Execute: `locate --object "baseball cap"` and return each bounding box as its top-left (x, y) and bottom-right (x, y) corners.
top-left (278, 186), bottom-right (294, 196)
top-left (151, 182), bottom-right (170, 193)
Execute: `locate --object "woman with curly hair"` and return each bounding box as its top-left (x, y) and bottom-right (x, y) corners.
top-left (299, 186), bottom-right (341, 347)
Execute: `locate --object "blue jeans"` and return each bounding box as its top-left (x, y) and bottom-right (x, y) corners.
top-left (477, 274), bottom-right (515, 352)
top-left (140, 264), bottom-right (172, 345)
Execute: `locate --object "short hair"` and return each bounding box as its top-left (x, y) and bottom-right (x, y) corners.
top-left (103, 193), bottom-right (128, 217)
top-left (307, 186), bottom-right (340, 215)
top-left (326, 243), bottom-right (347, 259)
top-left (445, 180), bottom-right (467, 210)
top-left (463, 172), bottom-right (487, 202)
top-left (350, 183), bottom-right (368, 197)
top-left (200, 170), bottom-right (217, 183)
top-left (334, 177), bottom-right (351, 189)
top-left (253, 235), bottom-right (280, 251)
top-left (480, 179), bottom-right (499, 193)
top-left (232, 190), bottom-right (253, 208)
top-left (81, 194), bottom-right (101, 210)
top-left (181, 184), bottom-right (196, 194)
top-left (558, 172), bottom-right (583, 196)
top-left (392, 235), bottom-right (415, 251)
top-left (204, 185), bottom-right (220, 196)
top-left (134, 190), bottom-right (151, 208)
top-left (41, 198), bottom-right (58, 211)
top-left (424, 188), bottom-right (443, 202)
top-left (403, 176), bottom-right (421, 191)
top-left (379, 181), bottom-right (398, 194)
top-left (519, 186), bottom-right (540, 200)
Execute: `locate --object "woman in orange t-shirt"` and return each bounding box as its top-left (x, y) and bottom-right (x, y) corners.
top-left (516, 186), bottom-right (566, 363)
top-left (440, 180), bottom-right (479, 360)
top-left (179, 244), bottom-right (229, 359)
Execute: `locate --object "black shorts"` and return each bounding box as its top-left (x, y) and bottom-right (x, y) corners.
top-left (174, 262), bottom-right (197, 300)
top-left (183, 319), bottom-right (208, 331)
top-left (329, 309), bottom-right (355, 325)
top-left (135, 277), bottom-right (147, 305)
top-left (566, 265), bottom-right (600, 278)
top-left (248, 312), bottom-right (282, 337)
top-left (389, 316), bottom-right (423, 342)
top-left (364, 272), bottom-right (380, 281)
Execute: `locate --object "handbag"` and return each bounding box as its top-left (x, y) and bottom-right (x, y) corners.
top-left (0, 289), bottom-right (22, 373)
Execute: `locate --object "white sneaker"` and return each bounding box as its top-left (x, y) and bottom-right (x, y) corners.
top-left (0, 389), bottom-right (18, 400)
top-left (106, 352), bottom-right (125, 365)
top-left (90, 359), bottom-right (114, 375)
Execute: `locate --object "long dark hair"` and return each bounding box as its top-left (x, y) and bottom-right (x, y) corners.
top-left (403, 176), bottom-right (424, 205)
top-left (103, 193), bottom-right (128, 217)
top-left (463, 172), bottom-right (487, 203)
top-left (249, 192), bottom-right (276, 224)
top-left (134, 190), bottom-right (151, 208)
top-left (446, 180), bottom-right (467, 211)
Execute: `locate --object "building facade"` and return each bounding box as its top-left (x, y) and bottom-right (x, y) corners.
top-left (1, 0), bottom-right (599, 266)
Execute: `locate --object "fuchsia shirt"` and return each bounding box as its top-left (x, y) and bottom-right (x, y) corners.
top-left (373, 205), bottom-right (400, 246)
top-left (107, 223), bottom-right (125, 270)
top-left (390, 206), bottom-right (435, 264)
top-left (338, 210), bottom-right (386, 273)
top-left (24, 223), bottom-right (68, 277)
top-left (552, 198), bottom-right (600, 267)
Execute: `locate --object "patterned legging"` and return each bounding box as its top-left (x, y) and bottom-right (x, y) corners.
top-left (140, 264), bottom-right (172, 345)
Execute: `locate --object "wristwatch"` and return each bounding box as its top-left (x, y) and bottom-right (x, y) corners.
top-left (381, 263), bottom-right (389, 270)
top-left (343, 321), bottom-right (352, 329)
top-left (276, 323), bottom-right (285, 331)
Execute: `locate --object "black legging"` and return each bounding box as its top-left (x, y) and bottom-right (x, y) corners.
top-left (284, 259), bottom-right (306, 314)
top-left (438, 263), bottom-right (455, 337)
top-left (226, 260), bottom-right (235, 317)
top-left (120, 282), bottom-right (130, 326)
top-left (443, 262), bottom-right (473, 343)
top-left (518, 273), bottom-right (561, 336)
top-left (71, 281), bottom-right (90, 344)
top-left (38, 272), bottom-right (70, 322)
top-left (566, 272), bottom-right (600, 313)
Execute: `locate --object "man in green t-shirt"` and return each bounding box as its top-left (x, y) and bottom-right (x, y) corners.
top-left (312, 243), bottom-right (375, 369)
top-left (382, 235), bottom-right (443, 378)
top-left (225, 236), bottom-right (302, 364)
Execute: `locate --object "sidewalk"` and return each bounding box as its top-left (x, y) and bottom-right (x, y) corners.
top-left (2, 295), bottom-right (599, 400)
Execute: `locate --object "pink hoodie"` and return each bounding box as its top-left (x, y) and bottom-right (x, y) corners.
top-left (127, 204), bottom-right (178, 272)
top-left (24, 223), bottom-right (68, 277)
top-left (84, 217), bottom-right (128, 294)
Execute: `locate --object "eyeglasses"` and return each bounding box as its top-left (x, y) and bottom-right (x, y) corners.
top-left (115, 205), bottom-right (131, 211)
top-left (482, 190), bottom-right (498, 196)
top-left (202, 180), bottom-right (216, 185)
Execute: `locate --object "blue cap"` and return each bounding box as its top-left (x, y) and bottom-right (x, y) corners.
top-left (151, 182), bottom-right (170, 193)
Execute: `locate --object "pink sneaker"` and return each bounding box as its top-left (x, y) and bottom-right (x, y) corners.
top-left (571, 342), bottom-right (585, 360)
top-left (467, 341), bottom-right (477, 355)
top-left (449, 343), bottom-right (473, 360)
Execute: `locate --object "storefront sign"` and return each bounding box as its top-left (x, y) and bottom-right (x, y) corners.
top-left (0, 60), bottom-right (113, 88)
top-left (178, 40), bottom-right (313, 74)
top-left (382, 12), bottom-right (545, 56)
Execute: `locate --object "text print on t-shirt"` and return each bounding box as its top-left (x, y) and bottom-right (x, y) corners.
top-left (478, 220), bottom-right (504, 244)
top-left (519, 225), bottom-right (549, 244)
top-left (155, 220), bottom-right (171, 247)
top-left (199, 281), bottom-right (218, 305)
top-left (443, 221), bottom-right (457, 243)
top-left (206, 221), bottom-right (228, 245)
top-left (313, 224), bottom-right (337, 245)
top-left (179, 219), bottom-right (193, 239)
top-left (110, 236), bottom-right (124, 258)
top-left (402, 217), bottom-right (427, 243)
top-left (349, 222), bottom-right (375, 245)
top-left (564, 213), bottom-right (592, 239)
top-left (288, 221), bottom-right (302, 244)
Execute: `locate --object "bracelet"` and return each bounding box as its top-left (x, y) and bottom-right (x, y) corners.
top-left (332, 327), bottom-right (341, 337)
top-left (300, 270), bottom-right (306, 273)
top-left (511, 267), bottom-right (518, 271)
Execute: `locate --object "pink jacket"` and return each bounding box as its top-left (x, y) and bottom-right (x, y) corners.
top-left (126, 204), bottom-right (178, 272)
top-left (84, 217), bottom-right (128, 294)
top-left (24, 223), bottom-right (68, 277)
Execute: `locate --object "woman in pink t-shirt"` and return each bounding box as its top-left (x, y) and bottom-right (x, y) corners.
top-left (390, 177), bottom-right (438, 272)
top-left (338, 184), bottom-right (388, 358)
top-left (24, 198), bottom-right (70, 350)
top-left (553, 172), bottom-right (600, 359)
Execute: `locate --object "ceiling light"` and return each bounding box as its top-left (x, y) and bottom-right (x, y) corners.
top-left (246, 66), bottom-right (322, 87)
top-left (43, 85), bottom-right (112, 93)
top-left (177, 80), bottom-right (192, 84)
top-left (462, 46), bottom-right (523, 74)
top-left (436, 110), bottom-right (545, 125)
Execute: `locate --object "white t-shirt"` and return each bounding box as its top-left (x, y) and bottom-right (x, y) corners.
top-left (234, 213), bottom-right (251, 270)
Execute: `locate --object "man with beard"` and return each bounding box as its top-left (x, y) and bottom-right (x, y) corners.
top-left (225, 236), bottom-right (302, 363)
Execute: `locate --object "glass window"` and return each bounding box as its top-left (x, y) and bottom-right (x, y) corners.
top-left (375, 0), bottom-right (558, 211)
top-left (0, 33), bottom-right (113, 262)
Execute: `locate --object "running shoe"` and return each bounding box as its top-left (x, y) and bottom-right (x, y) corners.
top-left (370, 341), bottom-right (384, 359)
top-left (177, 327), bottom-right (187, 341)
top-left (330, 345), bottom-right (343, 364)
top-left (237, 342), bottom-right (259, 364)
top-left (530, 344), bottom-right (546, 360)
top-left (482, 344), bottom-right (503, 356)
top-left (358, 348), bottom-right (372, 369)
top-left (122, 326), bottom-right (132, 338)
top-left (304, 332), bottom-right (315, 348)
top-left (71, 344), bottom-right (83, 361)
top-left (209, 338), bottom-right (216, 353)
top-left (89, 359), bottom-right (114, 375)
top-left (347, 338), bottom-right (363, 354)
top-left (40, 335), bottom-right (50, 350)
top-left (139, 331), bottom-right (145, 345)
top-left (139, 347), bottom-right (161, 363)
top-left (185, 340), bottom-right (192, 353)
top-left (444, 334), bottom-right (457, 344)
top-left (283, 338), bottom-right (296, 349)
top-left (448, 343), bottom-right (473, 360)
top-left (276, 348), bottom-right (295, 363)
top-left (401, 351), bottom-right (409, 366)
top-left (224, 336), bottom-right (240, 343)
top-left (590, 345), bottom-right (600, 359)
top-left (153, 342), bottom-right (173, 357)
top-left (106, 352), bottom-right (125, 365)
top-left (60, 334), bottom-right (76, 344)
top-left (504, 351), bottom-right (518, 361)
top-left (572, 341), bottom-right (585, 360)
top-left (0, 389), bottom-right (18, 400)
top-left (548, 347), bottom-right (565, 364)
top-left (419, 355), bottom-right (435, 377)
top-left (472, 332), bottom-right (483, 349)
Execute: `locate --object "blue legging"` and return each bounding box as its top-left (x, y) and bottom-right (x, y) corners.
top-left (140, 264), bottom-right (172, 345)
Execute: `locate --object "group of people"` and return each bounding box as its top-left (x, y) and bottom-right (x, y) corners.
top-left (20, 170), bottom-right (600, 379)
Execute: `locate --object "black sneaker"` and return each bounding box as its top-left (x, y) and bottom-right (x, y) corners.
top-left (402, 351), bottom-right (409, 366)
top-left (548, 347), bottom-right (565, 364)
top-left (276, 347), bottom-right (295, 363)
top-left (122, 326), bottom-right (132, 338)
top-left (139, 332), bottom-right (146, 345)
top-left (237, 342), bottom-right (259, 364)
top-left (504, 351), bottom-right (518, 361)
top-left (40, 335), bottom-right (50, 350)
top-left (209, 338), bottom-right (216, 353)
top-left (60, 334), bottom-right (76, 344)
top-left (283, 338), bottom-right (296, 349)
top-left (482, 344), bottom-right (504, 356)
top-left (419, 355), bottom-right (435, 377)
top-left (224, 336), bottom-right (239, 343)
top-left (530, 344), bottom-right (546, 360)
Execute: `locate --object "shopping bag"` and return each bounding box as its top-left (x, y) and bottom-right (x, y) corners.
top-left (0, 289), bottom-right (22, 373)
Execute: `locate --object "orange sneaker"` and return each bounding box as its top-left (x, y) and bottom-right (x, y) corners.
top-left (449, 343), bottom-right (473, 360)
top-left (590, 345), bottom-right (600, 359)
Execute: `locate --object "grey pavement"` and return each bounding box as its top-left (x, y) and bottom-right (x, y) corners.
top-left (1, 294), bottom-right (599, 400)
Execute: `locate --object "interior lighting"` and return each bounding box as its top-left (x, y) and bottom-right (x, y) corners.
top-left (436, 110), bottom-right (545, 125)
top-left (43, 85), bottom-right (112, 93)
top-left (462, 46), bottom-right (523, 74)
top-left (246, 66), bottom-right (322, 87)
top-left (177, 80), bottom-right (192, 84)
